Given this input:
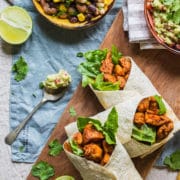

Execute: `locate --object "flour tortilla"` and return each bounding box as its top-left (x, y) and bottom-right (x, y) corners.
top-left (64, 124), bottom-right (142, 180)
top-left (90, 57), bottom-right (159, 109)
top-left (65, 95), bottom-right (180, 158)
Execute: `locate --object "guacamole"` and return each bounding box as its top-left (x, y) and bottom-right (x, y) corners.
top-left (150, 0), bottom-right (180, 49)
top-left (43, 70), bottom-right (71, 89)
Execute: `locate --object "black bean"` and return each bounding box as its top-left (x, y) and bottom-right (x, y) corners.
top-left (88, 4), bottom-right (97, 14)
top-left (86, 13), bottom-right (93, 21)
top-left (70, 16), bottom-right (78, 23)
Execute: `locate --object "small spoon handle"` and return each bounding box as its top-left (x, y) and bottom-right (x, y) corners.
top-left (5, 98), bottom-right (46, 145)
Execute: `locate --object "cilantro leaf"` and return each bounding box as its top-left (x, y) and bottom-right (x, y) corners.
top-left (12, 56), bottom-right (28, 81)
top-left (164, 150), bottom-right (180, 170)
top-left (39, 82), bottom-right (44, 89)
top-left (69, 107), bottom-right (77, 117)
top-left (19, 146), bottom-right (25, 152)
top-left (48, 139), bottom-right (63, 156)
top-left (76, 52), bottom-right (83, 57)
top-left (31, 161), bottom-right (55, 180)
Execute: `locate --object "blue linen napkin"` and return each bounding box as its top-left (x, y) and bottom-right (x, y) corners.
top-left (10, 0), bottom-right (122, 162)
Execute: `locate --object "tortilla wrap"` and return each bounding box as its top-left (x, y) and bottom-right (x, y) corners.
top-left (65, 95), bottom-right (180, 158)
top-left (90, 57), bottom-right (159, 109)
top-left (64, 124), bottom-right (142, 180)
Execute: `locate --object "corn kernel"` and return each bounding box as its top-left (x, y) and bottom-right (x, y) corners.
top-left (86, 1), bottom-right (91, 5)
top-left (59, 4), bottom-right (67, 12)
top-left (104, 0), bottom-right (108, 5)
top-left (53, 0), bottom-right (61, 3)
top-left (77, 13), bottom-right (86, 22)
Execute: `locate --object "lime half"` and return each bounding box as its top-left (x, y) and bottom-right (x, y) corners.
top-left (0, 6), bottom-right (32, 44)
top-left (55, 175), bottom-right (75, 180)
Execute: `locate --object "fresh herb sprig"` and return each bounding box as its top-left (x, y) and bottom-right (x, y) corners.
top-left (69, 107), bottom-right (77, 117)
top-left (48, 139), bottom-right (63, 156)
top-left (12, 56), bottom-right (29, 81)
top-left (77, 107), bottom-right (118, 145)
top-left (164, 150), bottom-right (180, 170)
top-left (31, 161), bottom-right (54, 180)
top-left (78, 46), bottom-right (123, 90)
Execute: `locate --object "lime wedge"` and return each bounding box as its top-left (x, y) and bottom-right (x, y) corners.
top-left (55, 175), bottom-right (75, 180)
top-left (0, 6), bottom-right (32, 44)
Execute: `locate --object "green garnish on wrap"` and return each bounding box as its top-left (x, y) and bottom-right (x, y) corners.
top-left (132, 124), bottom-right (156, 145)
top-left (78, 45), bottom-right (122, 91)
top-left (131, 95), bottom-right (167, 145)
top-left (77, 107), bottom-right (118, 145)
top-left (64, 106), bottom-right (142, 180)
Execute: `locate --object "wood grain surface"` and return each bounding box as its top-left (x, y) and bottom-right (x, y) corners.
top-left (27, 9), bottom-right (180, 180)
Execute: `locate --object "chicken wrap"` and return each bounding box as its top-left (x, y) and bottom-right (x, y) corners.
top-left (78, 46), bottom-right (158, 109)
top-left (66, 95), bottom-right (180, 158)
top-left (64, 108), bottom-right (142, 180)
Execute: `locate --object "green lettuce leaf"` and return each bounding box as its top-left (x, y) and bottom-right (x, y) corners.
top-left (31, 161), bottom-right (54, 180)
top-left (78, 47), bottom-right (123, 90)
top-left (103, 107), bottom-right (118, 144)
top-left (77, 107), bottom-right (118, 145)
top-left (154, 95), bottom-right (167, 115)
top-left (164, 150), bottom-right (180, 170)
top-left (132, 124), bottom-right (156, 144)
top-left (69, 139), bottom-right (83, 156)
top-left (111, 45), bottom-right (122, 65)
top-left (77, 117), bottom-right (102, 132)
top-left (81, 75), bottom-right (94, 88)
top-left (92, 74), bottom-right (120, 91)
top-left (84, 49), bottom-right (108, 62)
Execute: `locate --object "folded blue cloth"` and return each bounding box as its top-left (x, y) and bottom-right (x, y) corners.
top-left (10, 0), bottom-right (122, 162)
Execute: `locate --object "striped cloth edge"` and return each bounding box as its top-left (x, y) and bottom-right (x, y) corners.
top-left (122, 0), bottom-right (164, 49)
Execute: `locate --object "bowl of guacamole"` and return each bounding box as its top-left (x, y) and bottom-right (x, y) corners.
top-left (145, 0), bottom-right (180, 55)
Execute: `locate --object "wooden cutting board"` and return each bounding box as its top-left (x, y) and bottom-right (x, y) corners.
top-left (27, 9), bottom-right (180, 180)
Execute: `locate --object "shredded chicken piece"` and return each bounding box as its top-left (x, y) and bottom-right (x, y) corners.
top-left (119, 57), bottom-right (131, 73)
top-left (146, 109), bottom-right (159, 115)
top-left (102, 140), bottom-right (114, 154)
top-left (114, 64), bottom-right (125, 76)
top-left (134, 112), bottom-right (145, 125)
top-left (101, 153), bottom-right (110, 165)
top-left (124, 73), bottom-right (129, 80)
top-left (64, 142), bottom-right (72, 153)
top-left (73, 132), bottom-right (83, 145)
top-left (83, 143), bottom-right (103, 162)
top-left (100, 52), bottom-right (114, 74)
top-left (116, 76), bottom-right (126, 89)
top-left (145, 113), bottom-right (171, 126)
top-left (103, 74), bottom-right (116, 83)
top-left (137, 98), bottom-right (150, 112)
top-left (157, 121), bottom-right (174, 140)
top-left (40, 0), bottom-right (57, 15)
top-left (83, 124), bottom-right (104, 144)
top-left (149, 100), bottom-right (159, 111)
